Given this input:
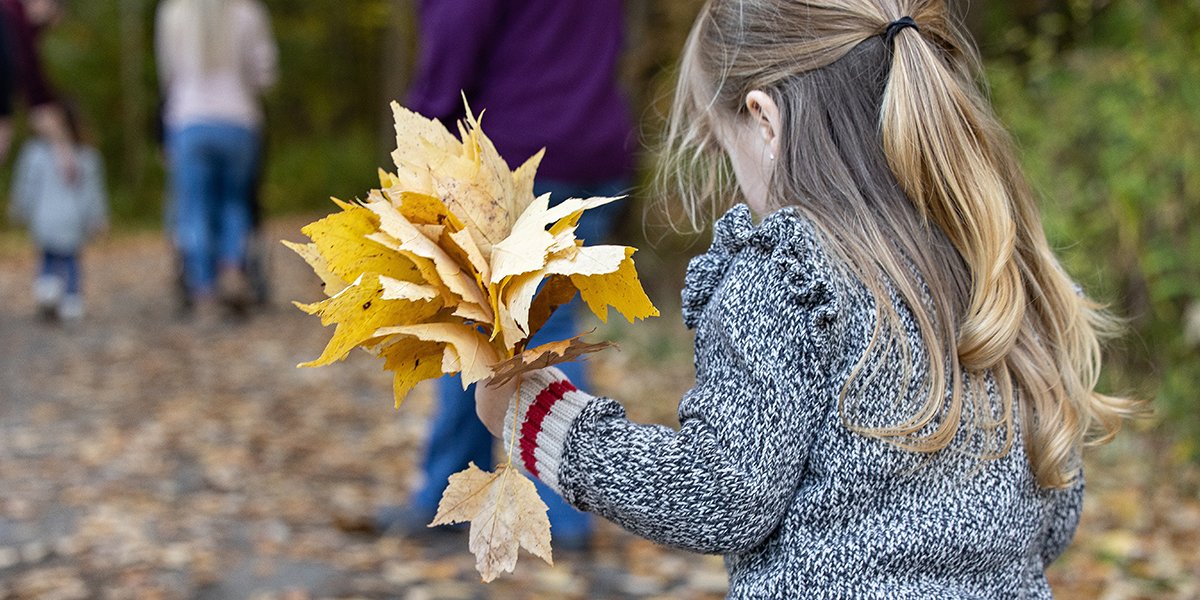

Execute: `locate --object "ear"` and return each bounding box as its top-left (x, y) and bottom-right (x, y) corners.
top-left (745, 90), bottom-right (781, 160)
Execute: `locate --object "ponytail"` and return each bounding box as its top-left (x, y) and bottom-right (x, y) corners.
top-left (877, 5), bottom-right (1141, 487)
top-left (664, 0), bottom-right (1140, 489)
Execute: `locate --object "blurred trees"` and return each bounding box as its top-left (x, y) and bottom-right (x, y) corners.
top-left (7, 1), bottom-right (1198, 444)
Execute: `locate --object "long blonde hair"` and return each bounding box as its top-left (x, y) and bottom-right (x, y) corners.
top-left (663, 0), bottom-right (1141, 488)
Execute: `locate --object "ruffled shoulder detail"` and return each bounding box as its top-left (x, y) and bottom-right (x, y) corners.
top-left (681, 205), bottom-right (752, 329)
top-left (681, 204), bottom-right (840, 332)
top-left (760, 209), bottom-right (840, 334)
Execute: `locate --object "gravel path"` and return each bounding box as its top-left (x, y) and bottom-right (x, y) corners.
top-left (1, 220), bottom-right (1196, 599)
top-left (0, 222), bottom-right (724, 600)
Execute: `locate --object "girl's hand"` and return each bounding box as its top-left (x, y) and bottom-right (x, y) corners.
top-left (475, 376), bottom-right (519, 439)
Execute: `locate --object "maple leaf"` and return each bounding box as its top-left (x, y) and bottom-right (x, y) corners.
top-left (390, 101), bottom-right (542, 254)
top-left (293, 273), bottom-right (444, 367)
top-left (431, 462), bottom-right (552, 582)
top-left (488, 335), bottom-right (618, 388)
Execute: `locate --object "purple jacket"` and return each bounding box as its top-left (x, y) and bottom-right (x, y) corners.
top-left (406, 0), bottom-right (636, 182)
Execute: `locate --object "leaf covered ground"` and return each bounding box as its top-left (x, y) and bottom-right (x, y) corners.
top-left (0, 220), bottom-right (1196, 599)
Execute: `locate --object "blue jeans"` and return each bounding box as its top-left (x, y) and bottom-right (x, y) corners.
top-left (413, 179), bottom-right (629, 538)
top-left (168, 123), bottom-right (260, 296)
top-left (40, 250), bottom-right (80, 296)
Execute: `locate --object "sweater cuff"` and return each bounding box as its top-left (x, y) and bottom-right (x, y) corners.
top-left (502, 367), bottom-right (594, 494)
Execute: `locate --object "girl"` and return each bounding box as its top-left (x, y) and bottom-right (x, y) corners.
top-left (8, 100), bottom-right (107, 322)
top-left (477, 0), bottom-right (1139, 597)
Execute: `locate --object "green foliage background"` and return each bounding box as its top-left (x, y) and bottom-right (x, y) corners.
top-left (986, 1), bottom-right (1200, 447)
top-left (2, 1), bottom-right (1196, 444)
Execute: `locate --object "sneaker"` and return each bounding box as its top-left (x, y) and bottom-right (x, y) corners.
top-left (33, 276), bottom-right (63, 321)
top-left (58, 295), bottom-right (84, 322)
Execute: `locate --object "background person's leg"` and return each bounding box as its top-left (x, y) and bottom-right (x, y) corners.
top-left (412, 376), bottom-right (494, 513)
top-left (169, 126), bottom-right (219, 298)
top-left (211, 124), bottom-right (258, 308)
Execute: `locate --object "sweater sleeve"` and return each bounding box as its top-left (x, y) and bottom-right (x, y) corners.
top-left (1040, 471), bottom-right (1085, 566)
top-left (505, 220), bottom-right (841, 554)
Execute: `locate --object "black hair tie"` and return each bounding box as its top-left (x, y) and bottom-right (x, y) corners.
top-left (884, 16), bottom-right (920, 49)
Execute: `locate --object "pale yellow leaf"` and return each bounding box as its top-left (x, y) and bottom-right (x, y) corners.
top-left (389, 103), bottom-right (459, 197)
top-left (364, 198), bottom-right (493, 322)
top-left (490, 194), bottom-right (556, 284)
top-left (390, 101), bottom-right (539, 254)
top-left (489, 195), bottom-right (623, 285)
top-left (545, 244), bottom-right (627, 277)
top-left (503, 270), bottom-right (545, 336)
top-left (431, 463), bottom-right (552, 582)
top-left (446, 228), bottom-right (492, 288)
top-left (379, 276), bottom-right (439, 303)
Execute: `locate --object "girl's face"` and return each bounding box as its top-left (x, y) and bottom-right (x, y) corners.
top-left (714, 91), bottom-right (781, 215)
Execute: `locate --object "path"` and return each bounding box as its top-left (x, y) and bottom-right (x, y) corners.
top-left (0, 220), bottom-right (1197, 599)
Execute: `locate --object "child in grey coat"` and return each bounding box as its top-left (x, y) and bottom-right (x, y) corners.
top-left (7, 104), bottom-right (107, 321)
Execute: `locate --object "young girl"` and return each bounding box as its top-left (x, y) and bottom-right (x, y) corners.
top-left (8, 101), bottom-right (107, 322)
top-left (477, 0), bottom-right (1138, 596)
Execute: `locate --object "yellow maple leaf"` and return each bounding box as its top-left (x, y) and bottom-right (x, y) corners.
top-left (375, 336), bottom-right (444, 407)
top-left (281, 240), bottom-right (347, 295)
top-left (571, 249), bottom-right (660, 323)
top-left (297, 199), bottom-right (423, 286)
top-left (373, 322), bottom-right (500, 386)
top-left (294, 273), bottom-right (444, 367)
top-left (431, 462), bottom-right (552, 582)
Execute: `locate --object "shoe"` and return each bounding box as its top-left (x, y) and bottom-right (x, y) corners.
top-left (58, 295), bottom-right (84, 322)
top-left (216, 268), bottom-right (253, 311)
top-left (33, 275), bottom-right (63, 320)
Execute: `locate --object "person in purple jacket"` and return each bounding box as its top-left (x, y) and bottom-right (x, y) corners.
top-left (0, 0), bottom-right (78, 182)
top-left (374, 0), bottom-right (636, 549)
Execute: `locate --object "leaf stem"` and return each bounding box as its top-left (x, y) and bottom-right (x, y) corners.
top-left (506, 377), bottom-right (522, 467)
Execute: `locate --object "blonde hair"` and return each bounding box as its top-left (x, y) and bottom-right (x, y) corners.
top-left (662, 0), bottom-right (1141, 488)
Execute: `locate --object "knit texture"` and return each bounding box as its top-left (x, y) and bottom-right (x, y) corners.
top-left (509, 204), bottom-right (1084, 599)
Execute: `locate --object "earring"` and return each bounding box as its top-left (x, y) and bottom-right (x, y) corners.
top-left (769, 153), bottom-right (776, 161)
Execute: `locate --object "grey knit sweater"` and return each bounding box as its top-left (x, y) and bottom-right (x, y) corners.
top-left (505, 204), bottom-right (1083, 599)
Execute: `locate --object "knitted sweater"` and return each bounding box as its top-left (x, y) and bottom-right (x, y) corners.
top-left (505, 204), bottom-right (1084, 599)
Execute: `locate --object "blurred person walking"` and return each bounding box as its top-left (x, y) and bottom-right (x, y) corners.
top-left (0, 0), bottom-right (78, 181)
top-left (155, 0), bottom-right (277, 319)
top-left (7, 101), bottom-right (107, 323)
top-left (374, 0), bottom-right (637, 550)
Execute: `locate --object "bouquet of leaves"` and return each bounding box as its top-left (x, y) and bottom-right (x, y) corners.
top-left (287, 101), bottom-right (658, 581)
